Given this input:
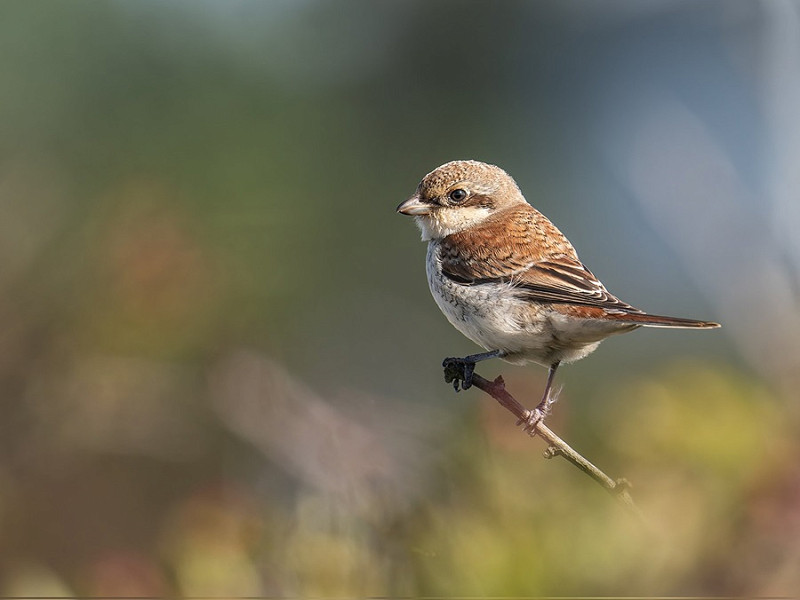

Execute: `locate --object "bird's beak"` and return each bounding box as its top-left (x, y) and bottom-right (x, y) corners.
top-left (396, 195), bottom-right (431, 216)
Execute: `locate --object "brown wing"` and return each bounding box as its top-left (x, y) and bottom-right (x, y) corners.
top-left (439, 204), bottom-right (719, 328)
top-left (511, 260), bottom-right (719, 327)
top-left (439, 204), bottom-right (639, 312)
top-left (511, 259), bottom-right (639, 311)
top-left (439, 204), bottom-right (573, 281)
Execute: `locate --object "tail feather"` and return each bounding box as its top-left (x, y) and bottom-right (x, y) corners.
top-left (610, 311), bottom-right (720, 329)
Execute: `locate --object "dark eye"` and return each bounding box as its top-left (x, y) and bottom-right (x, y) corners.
top-left (448, 188), bottom-right (468, 203)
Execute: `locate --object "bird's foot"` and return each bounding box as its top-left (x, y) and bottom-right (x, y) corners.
top-left (518, 386), bottom-right (560, 435)
top-left (442, 357), bottom-right (476, 392)
top-left (518, 407), bottom-right (545, 435)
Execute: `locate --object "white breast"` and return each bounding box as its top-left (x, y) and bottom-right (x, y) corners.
top-left (424, 242), bottom-right (620, 367)
top-left (425, 242), bottom-right (547, 364)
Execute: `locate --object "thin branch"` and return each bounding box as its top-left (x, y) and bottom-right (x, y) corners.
top-left (468, 372), bottom-right (648, 526)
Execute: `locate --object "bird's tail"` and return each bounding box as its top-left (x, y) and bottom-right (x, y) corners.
top-left (610, 311), bottom-right (720, 329)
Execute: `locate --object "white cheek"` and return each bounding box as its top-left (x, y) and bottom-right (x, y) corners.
top-left (415, 207), bottom-right (492, 240)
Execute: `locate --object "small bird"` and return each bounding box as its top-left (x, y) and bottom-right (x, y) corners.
top-left (397, 160), bottom-right (719, 423)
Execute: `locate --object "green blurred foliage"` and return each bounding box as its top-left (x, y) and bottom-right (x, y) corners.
top-left (1, 0), bottom-right (798, 597)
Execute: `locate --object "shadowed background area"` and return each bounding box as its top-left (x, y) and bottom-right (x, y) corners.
top-left (1, 0), bottom-right (799, 596)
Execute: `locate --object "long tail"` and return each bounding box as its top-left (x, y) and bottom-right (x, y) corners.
top-left (609, 311), bottom-right (720, 329)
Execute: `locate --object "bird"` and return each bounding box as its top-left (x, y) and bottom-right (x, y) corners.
top-left (397, 159), bottom-right (720, 425)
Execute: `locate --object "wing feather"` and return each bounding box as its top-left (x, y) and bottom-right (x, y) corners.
top-left (437, 204), bottom-right (719, 328)
top-left (438, 204), bottom-right (640, 313)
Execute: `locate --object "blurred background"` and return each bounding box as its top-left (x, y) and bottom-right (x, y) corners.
top-left (1, 0), bottom-right (799, 596)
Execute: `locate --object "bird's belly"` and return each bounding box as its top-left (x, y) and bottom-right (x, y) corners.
top-left (426, 247), bottom-right (629, 366)
top-left (430, 275), bottom-right (530, 349)
top-left (426, 260), bottom-right (549, 364)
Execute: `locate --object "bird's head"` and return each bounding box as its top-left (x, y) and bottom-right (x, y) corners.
top-left (397, 160), bottom-right (526, 240)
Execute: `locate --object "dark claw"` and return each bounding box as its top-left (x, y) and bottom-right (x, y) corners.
top-left (442, 357), bottom-right (475, 392)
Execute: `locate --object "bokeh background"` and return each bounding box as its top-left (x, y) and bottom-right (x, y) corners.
top-left (2, 0), bottom-right (799, 597)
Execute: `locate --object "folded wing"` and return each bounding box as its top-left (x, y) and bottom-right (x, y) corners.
top-left (439, 206), bottom-right (719, 328)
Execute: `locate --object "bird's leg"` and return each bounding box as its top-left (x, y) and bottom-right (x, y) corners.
top-left (520, 362), bottom-right (560, 433)
top-left (443, 350), bottom-right (503, 392)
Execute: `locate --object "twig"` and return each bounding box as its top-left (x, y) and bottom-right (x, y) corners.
top-left (469, 372), bottom-right (648, 526)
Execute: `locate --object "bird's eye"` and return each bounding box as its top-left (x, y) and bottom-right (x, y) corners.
top-left (448, 188), bottom-right (468, 203)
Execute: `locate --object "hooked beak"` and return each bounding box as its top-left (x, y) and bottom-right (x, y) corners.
top-left (396, 195), bottom-right (432, 216)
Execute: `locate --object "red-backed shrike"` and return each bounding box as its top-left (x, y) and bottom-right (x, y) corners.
top-left (398, 160), bottom-right (719, 421)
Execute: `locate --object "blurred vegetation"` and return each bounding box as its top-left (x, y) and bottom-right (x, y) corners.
top-left (1, 0), bottom-right (799, 597)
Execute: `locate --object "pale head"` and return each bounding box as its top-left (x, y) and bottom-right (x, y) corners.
top-left (397, 160), bottom-right (527, 240)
